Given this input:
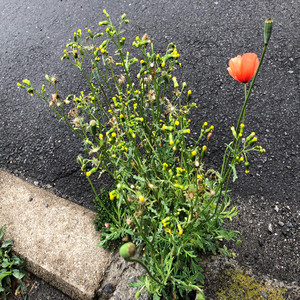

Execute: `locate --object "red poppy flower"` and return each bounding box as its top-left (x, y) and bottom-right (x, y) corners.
top-left (227, 53), bottom-right (259, 83)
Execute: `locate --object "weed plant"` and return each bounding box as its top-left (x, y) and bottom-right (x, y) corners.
top-left (19, 12), bottom-right (272, 299)
top-left (0, 225), bottom-right (27, 299)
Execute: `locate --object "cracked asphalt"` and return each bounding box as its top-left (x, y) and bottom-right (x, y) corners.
top-left (1, 0), bottom-right (299, 297)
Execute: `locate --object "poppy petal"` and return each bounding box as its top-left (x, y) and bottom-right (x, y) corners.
top-left (228, 53), bottom-right (259, 83)
top-left (228, 55), bottom-right (242, 81)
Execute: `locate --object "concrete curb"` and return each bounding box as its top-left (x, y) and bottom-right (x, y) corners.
top-left (0, 170), bottom-right (109, 300)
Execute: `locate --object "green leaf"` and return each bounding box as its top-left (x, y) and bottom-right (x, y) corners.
top-left (12, 269), bottom-right (25, 280)
top-left (153, 293), bottom-right (160, 300)
top-left (0, 271), bottom-right (12, 281)
top-left (0, 225), bottom-right (4, 240)
top-left (229, 163), bottom-right (238, 182)
top-left (1, 258), bottom-right (12, 268)
top-left (1, 240), bottom-right (13, 250)
top-left (11, 256), bottom-right (24, 266)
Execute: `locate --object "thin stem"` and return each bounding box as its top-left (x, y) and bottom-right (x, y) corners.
top-left (127, 257), bottom-right (163, 286)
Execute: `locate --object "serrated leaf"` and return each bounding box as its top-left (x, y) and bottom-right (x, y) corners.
top-left (229, 163), bottom-right (238, 182)
top-left (1, 240), bottom-right (13, 250)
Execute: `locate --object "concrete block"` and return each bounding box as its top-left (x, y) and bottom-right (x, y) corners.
top-left (0, 170), bottom-right (109, 300)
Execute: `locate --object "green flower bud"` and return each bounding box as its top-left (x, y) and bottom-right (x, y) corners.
top-left (17, 83), bottom-right (25, 89)
top-left (248, 137), bottom-right (257, 146)
top-left (22, 79), bottom-right (31, 86)
top-left (172, 76), bottom-right (179, 89)
top-left (99, 21), bottom-right (109, 26)
top-left (135, 291), bottom-right (141, 298)
top-left (244, 161), bottom-right (250, 173)
top-left (102, 9), bottom-right (110, 19)
top-left (201, 145), bottom-right (207, 158)
top-left (231, 126), bottom-right (237, 138)
top-left (120, 242), bottom-right (136, 260)
top-left (264, 19), bottom-right (273, 45)
top-left (88, 29), bottom-right (93, 38)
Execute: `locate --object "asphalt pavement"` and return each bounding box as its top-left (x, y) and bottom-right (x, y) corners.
top-left (0, 0), bottom-right (299, 296)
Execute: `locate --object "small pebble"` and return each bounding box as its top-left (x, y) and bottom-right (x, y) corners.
top-left (45, 204), bottom-right (49, 208)
top-left (268, 223), bottom-right (273, 233)
top-left (287, 222), bottom-right (293, 228)
top-left (278, 221), bottom-right (284, 227)
top-left (102, 283), bottom-right (114, 294)
top-left (34, 181), bottom-right (39, 186)
top-left (29, 197), bottom-right (33, 202)
top-left (274, 205), bottom-right (279, 212)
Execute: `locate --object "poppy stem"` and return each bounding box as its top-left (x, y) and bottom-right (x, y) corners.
top-left (235, 43), bottom-right (268, 131)
top-left (126, 257), bottom-right (163, 286)
top-left (216, 43), bottom-right (269, 216)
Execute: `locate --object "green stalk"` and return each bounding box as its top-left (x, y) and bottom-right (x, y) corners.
top-left (127, 257), bottom-right (163, 286)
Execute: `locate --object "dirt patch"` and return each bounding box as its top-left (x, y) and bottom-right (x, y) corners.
top-left (223, 195), bottom-right (299, 284)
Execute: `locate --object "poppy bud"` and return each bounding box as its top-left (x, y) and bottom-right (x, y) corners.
top-left (135, 291), bottom-right (141, 298)
top-left (120, 242), bottom-right (136, 259)
top-left (264, 19), bottom-right (273, 45)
